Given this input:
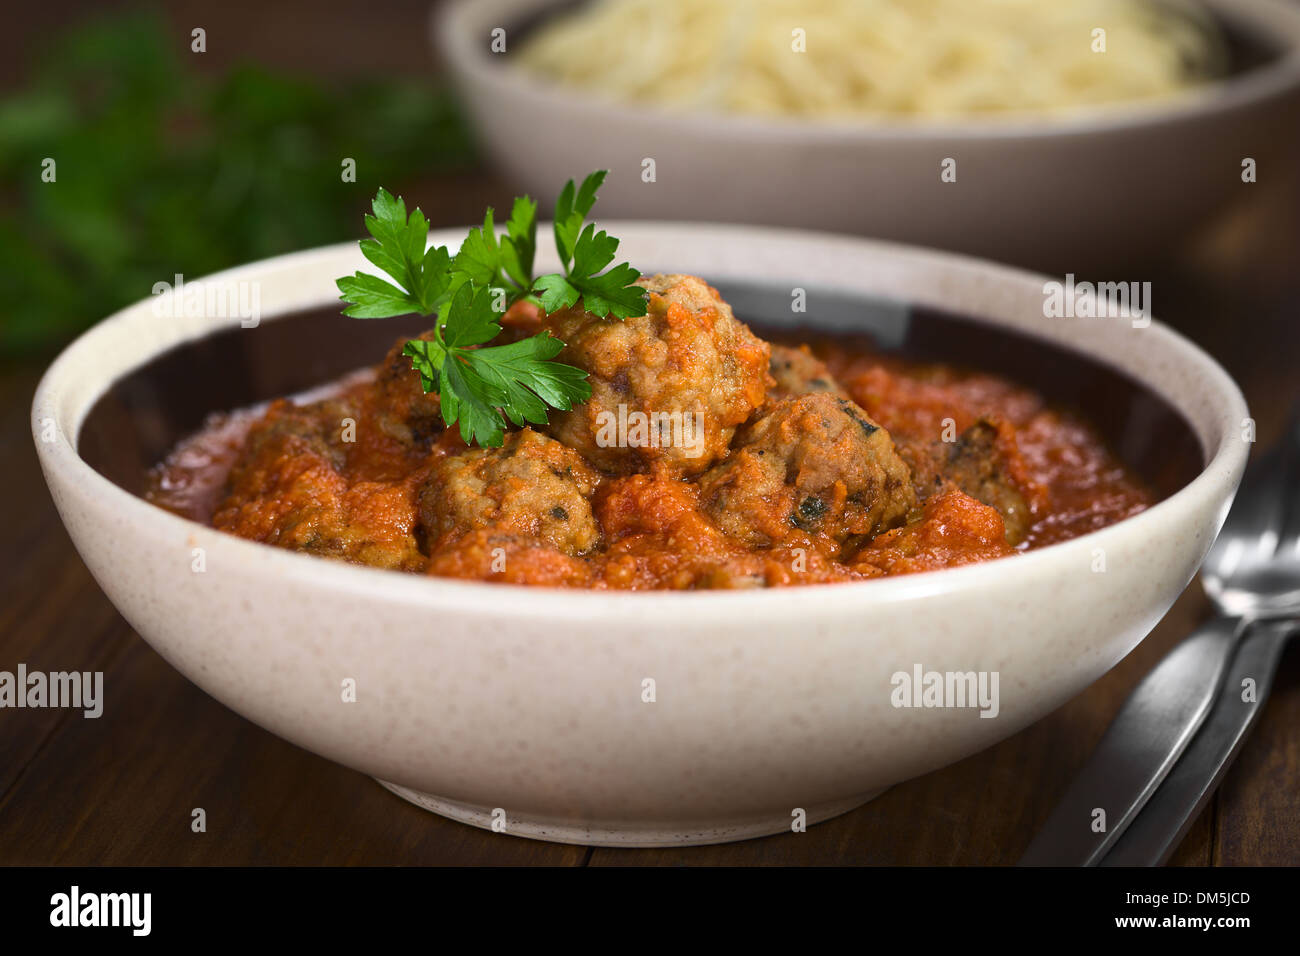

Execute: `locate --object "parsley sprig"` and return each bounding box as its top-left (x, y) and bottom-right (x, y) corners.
top-left (336, 170), bottom-right (647, 447)
top-left (534, 171), bottom-right (646, 319)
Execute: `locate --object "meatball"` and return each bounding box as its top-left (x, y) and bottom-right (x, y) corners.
top-left (767, 344), bottom-right (849, 401)
top-left (698, 393), bottom-right (916, 554)
top-left (542, 273), bottom-right (770, 475)
top-left (213, 396), bottom-right (425, 571)
top-left (235, 395), bottom-right (354, 473)
top-left (419, 428), bottom-right (601, 555)
top-left (899, 418), bottom-right (1033, 545)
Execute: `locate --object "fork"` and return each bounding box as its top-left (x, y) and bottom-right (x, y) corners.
top-left (1020, 405), bottom-right (1300, 866)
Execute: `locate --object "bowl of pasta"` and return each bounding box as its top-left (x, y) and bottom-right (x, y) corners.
top-left (435, 0), bottom-right (1300, 270)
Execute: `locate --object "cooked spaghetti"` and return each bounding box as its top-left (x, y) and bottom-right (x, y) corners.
top-left (516, 0), bottom-right (1227, 119)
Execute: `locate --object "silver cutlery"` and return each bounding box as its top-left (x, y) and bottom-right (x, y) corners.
top-left (1020, 407), bottom-right (1299, 866)
top-left (1102, 616), bottom-right (1297, 865)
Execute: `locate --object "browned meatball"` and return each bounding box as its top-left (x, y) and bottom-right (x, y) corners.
top-left (698, 393), bottom-right (916, 554)
top-left (213, 396), bottom-right (425, 571)
top-left (542, 273), bottom-right (771, 475)
top-left (767, 344), bottom-right (849, 401)
top-left (235, 394), bottom-right (355, 474)
top-left (898, 418), bottom-right (1032, 545)
top-left (419, 428), bottom-right (601, 555)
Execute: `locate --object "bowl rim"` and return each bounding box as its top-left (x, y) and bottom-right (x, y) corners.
top-left (32, 221), bottom-right (1249, 618)
top-left (436, 0), bottom-right (1300, 141)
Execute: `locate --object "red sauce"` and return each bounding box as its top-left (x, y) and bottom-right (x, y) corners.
top-left (147, 326), bottom-right (1149, 590)
top-left (823, 351), bottom-right (1150, 550)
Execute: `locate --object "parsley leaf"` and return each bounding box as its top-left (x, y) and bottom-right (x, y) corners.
top-left (337, 186), bottom-right (451, 317)
top-left (536, 173), bottom-right (647, 320)
top-left (436, 289), bottom-right (588, 445)
top-left (336, 173), bottom-right (640, 448)
top-left (534, 272), bottom-right (581, 314)
top-left (553, 169), bottom-right (605, 271)
top-left (464, 334), bottom-right (591, 429)
top-left (402, 338), bottom-right (445, 393)
top-left (337, 272), bottom-right (420, 318)
top-left (442, 282), bottom-right (502, 349)
top-left (451, 208), bottom-right (500, 288)
top-left (534, 224), bottom-right (646, 320)
top-left (449, 197), bottom-right (539, 306)
top-left (500, 195), bottom-right (538, 291)
top-left (440, 353), bottom-right (507, 447)
top-left (566, 224), bottom-right (646, 319)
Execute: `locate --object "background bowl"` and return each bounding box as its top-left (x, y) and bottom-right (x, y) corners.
top-left (33, 224), bottom-right (1247, 846)
top-left (436, 0), bottom-right (1300, 273)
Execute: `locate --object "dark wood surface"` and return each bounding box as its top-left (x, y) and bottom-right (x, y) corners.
top-left (2, 165), bottom-right (1298, 866)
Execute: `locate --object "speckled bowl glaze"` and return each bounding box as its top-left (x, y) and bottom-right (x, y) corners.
top-left (437, 0), bottom-right (1300, 271)
top-left (33, 224), bottom-right (1248, 846)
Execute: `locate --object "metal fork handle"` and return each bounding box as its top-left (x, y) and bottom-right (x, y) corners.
top-left (1019, 614), bottom-right (1247, 867)
top-left (1100, 616), bottom-right (1297, 867)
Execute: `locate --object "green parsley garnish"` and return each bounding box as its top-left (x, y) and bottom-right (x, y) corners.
top-left (335, 170), bottom-right (647, 447)
top-left (533, 171), bottom-right (647, 319)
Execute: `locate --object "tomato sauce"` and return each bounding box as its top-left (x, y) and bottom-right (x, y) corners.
top-left (147, 323), bottom-right (1150, 590)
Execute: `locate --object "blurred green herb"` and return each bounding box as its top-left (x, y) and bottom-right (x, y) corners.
top-left (0, 12), bottom-right (476, 358)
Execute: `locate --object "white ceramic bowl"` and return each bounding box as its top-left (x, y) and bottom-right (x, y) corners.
top-left (436, 0), bottom-right (1300, 271)
top-left (33, 224), bottom-right (1247, 846)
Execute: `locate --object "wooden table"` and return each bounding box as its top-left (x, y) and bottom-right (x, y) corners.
top-left (2, 172), bottom-right (1297, 867)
